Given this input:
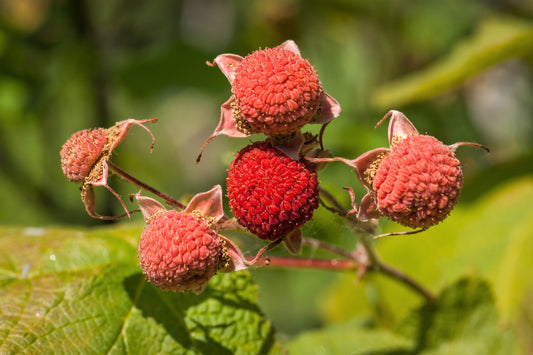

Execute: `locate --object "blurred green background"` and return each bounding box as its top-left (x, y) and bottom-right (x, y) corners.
top-left (1, 0), bottom-right (532, 352)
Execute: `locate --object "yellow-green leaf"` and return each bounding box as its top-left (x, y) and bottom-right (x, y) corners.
top-left (372, 16), bottom-right (533, 108)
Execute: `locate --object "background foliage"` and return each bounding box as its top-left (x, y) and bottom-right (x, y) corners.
top-left (1, 0), bottom-right (532, 353)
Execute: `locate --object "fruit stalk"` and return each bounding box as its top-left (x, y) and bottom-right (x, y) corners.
top-left (254, 257), bottom-right (356, 270)
top-left (107, 161), bottom-right (186, 210)
top-left (321, 186), bottom-right (436, 302)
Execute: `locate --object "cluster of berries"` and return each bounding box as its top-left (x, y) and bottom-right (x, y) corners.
top-left (60, 40), bottom-right (487, 293)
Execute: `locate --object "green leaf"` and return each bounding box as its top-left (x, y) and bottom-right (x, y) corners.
top-left (494, 213), bottom-right (533, 323)
top-left (0, 226), bottom-right (274, 354)
top-left (372, 16), bottom-right (533, 108)
top-left (397, 278), bottom-right (518, 355)
top-left (286, 317), bottom-right (413, 355)
top-left (288, 278), bottom-right (518, 355)
top-left (322, 177), bottom-right (533, 349)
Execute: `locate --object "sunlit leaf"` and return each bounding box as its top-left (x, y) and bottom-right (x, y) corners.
top-left (322, 176), bottom-right (533, 348)
top-left (0, 226), bottom-right (274, 354)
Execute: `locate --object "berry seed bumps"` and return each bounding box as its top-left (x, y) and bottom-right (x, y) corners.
top-left (138, 210), bottom-right (222, 293)
top-left (227, 141), bottom-right (319, 240)
top-left (373, 135), bottom-right (463, 228)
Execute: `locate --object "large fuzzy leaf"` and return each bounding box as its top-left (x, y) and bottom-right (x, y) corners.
top-left (0, 226), bottom-right (274, 354)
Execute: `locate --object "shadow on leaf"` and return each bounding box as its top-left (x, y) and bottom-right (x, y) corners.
top-left (123, 272), bottom-right (195, 349)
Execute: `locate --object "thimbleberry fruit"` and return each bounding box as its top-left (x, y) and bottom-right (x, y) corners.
top-left (232, 46), bottom-right (321, 136)
top-left (60, 128), bottom-right (107, 183)
top-left (305, 110), bottom-right (488, 227)
top-left (227, 141), bottom-right (319, 240)
top-left (196, 40), bottom-right (341, 163)
top-left (138, 210), bottom-right (222, 293)
top-left (60, 118), bottom-right (157, 219)
top-left (372, 135), bottom-right (463, 228)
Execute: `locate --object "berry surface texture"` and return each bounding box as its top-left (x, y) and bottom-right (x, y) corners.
top-left (138, 210), bottom-right (221, 293)
top-left (60, 128), bottom-right (107, 183)
top-left (373, 135), bottom-right (463, 228)
top-left (232, 47), bottom-right (321, 135)
top-left (227, 141), bottom-right (319, 240)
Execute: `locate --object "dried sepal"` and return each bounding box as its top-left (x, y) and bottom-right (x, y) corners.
top-left (375, 110), bottom-right (419, 147)
top-left (131, 192), bottom-right (167, 224)
top-left (196, 97), bottom-right (249, 163)
top-left (106, 118), bottom-right (158, 153)
top-left (313, 92), bottom-right (342, 125)
top-left (184, 184), bottom-right (225, 225)
top-left (305, 147), bottom-right (389, 191)
top-left (82, 153), bottom-right (135, 220)
top-left (283, 228), bottom-right (303, 255)
top-left (448, 141), bottom-right (490, 153)
top-left (217, 235), bottom-right (249, 273)
top-left (343, 186), bottom-right (358, 216)
top-left (269, 131), bottom-right (305, 161)
top-left (218, 234), bottom-right (285, 273)
top-left (207, 54), bottom-right (243, 84)
top-left (81, 184), bottom-right (132, 220)
top-left (357, 192), bottom-right (381, 221)
top-left (351, 147), bottom-right (390, 191)
top-left (279, 39), bottom-right (302, 56)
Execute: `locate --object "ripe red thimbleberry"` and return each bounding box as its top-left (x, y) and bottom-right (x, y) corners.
top-left (231, 46), bottom-right (321, 136)
top-left (372, 135), bottom-right (463, 228)
top-left (196, 40), bottom-right (341, 163)
top-left (227, 141), bottom-right (319, 241)
top-left (60, 128), bottom-right (107, 183)
top-left (305, 110), bottom-right (488, 229)
top-left (138, 210), bottom-right (222, 293)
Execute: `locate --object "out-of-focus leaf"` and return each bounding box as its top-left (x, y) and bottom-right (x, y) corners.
top-left (372, 16), bottom-right (533, 108)
top-left (323, 176), bottom-right (533, 348)
top-left (460, 152), bottom-right (533, 203)
top-left (0, 29), bottom-right (6, 55)
top-left (289, 278), bottom-right (517, 355)
top-left (0, 226), bottom-right (274, 354)
top-left (494, 215), bottom-right (533, 322)
top-left (286, 317), bottom-right (413, 355)
top-left (397, 278), bottom-right (518, 355)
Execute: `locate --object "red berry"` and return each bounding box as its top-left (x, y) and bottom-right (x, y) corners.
top-left (232, 47), bottom-right (321, 136)
top-left (60, 128), bottom-right (107, 183)
top-left (138, 210), bottom-right (222, 293)
top-left (227, 141), bottom-right (319, 240)
top-left (373, 135), bottom-right (463, 228)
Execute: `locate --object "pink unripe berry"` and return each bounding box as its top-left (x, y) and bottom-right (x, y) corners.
top-left (227, 141), bottom-right (319, 240)
top-left (373, 135), bottom-right (463, 228)
top-left (232, 46), bottom-right (321, 136)
top-left (138, 210), bottom-right (222, 293)
top-left (60, 128), bottom-right (107, 183)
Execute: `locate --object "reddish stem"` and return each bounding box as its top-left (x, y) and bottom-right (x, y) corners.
top-left (107, 161), bottom-right (186, 210)
top-left (254, 257), bottom-right (356, 270)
